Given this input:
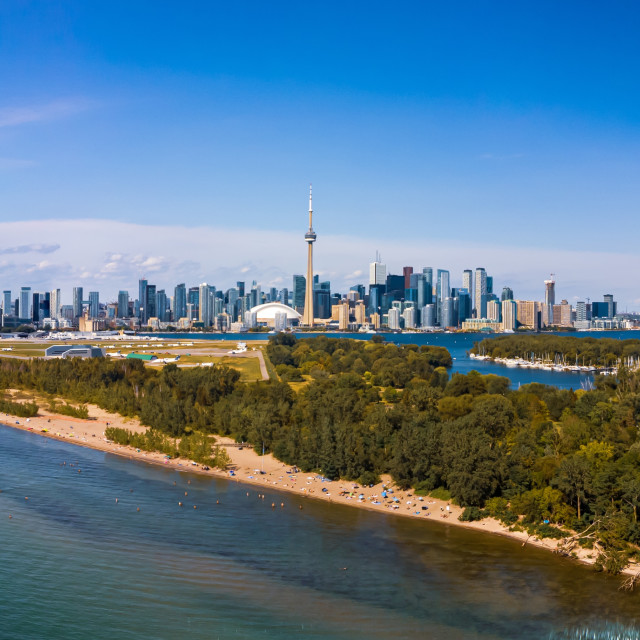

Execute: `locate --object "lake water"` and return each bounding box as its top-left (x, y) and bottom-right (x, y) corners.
top-left (148, 330), bottom-right (639, 390)
top-left (2, 426), bottom-right (639, 639)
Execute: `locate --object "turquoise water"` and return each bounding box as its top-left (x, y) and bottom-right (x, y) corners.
top-left (148, 330), bottom-right (637, 389)
top-left (2, 426), bottom-right (639, 639)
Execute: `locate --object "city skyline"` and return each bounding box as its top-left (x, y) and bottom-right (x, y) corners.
top-left (1, 3), bottom-right (639, 307)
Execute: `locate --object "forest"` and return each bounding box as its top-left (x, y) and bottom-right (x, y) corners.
top-left (3, 333), bottom-right (640, 572)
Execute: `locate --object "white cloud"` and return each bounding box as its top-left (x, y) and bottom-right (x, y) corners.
top-left (0, 218), bottom-right (636, 310)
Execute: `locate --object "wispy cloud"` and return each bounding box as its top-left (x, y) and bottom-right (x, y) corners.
top-left (0, 243), bottom-right (60, 255)
top-left (0, 98), bottom-right (93, 128)
top-left (0, 219), bottom-right (637, 310)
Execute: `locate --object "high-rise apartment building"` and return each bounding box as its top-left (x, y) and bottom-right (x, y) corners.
top-left (501, 300), bottom-right (517, 331)
top-left (474, 268), bottom-right (487, 318)
top-left (462, 270), bottom-right (473, 304)
top-left (199, 283), bottom-right (214, 326)
top-left (436, 269), bottom-right (450, 325)
top-left (88, 291), bottom-right (99, 318)
top-left (3, 290), bottom-right (12, 316)
top-left (118, 291), bottom-right (130, 318)
top-left (292, 275), bottom-right (306, 312)
top-left (72, 287), bottom-right (83, 319)
top-left (20, 287), bottom-right (31, 320)
top-left (50, 289), bottom-right (61, 320)
top-left (138, 279), bottom-right (148, 321)
top-left (544, 277), bottom-right (555, 326)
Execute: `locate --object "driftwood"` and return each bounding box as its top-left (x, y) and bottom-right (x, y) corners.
top-left (554, 519), bottom-right (602, 557)
top-left (619, 571), bottom-right (640, 592)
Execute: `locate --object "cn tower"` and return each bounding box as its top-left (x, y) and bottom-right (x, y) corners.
top-left (302, 185), bottom-right (316, 326)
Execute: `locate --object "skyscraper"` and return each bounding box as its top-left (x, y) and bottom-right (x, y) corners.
top-left (118, 291), bottom-right (130, 318)
top-left (156, 289), bottom-right (167, 321)
top-left (72, 287), bottom-right (83, 319)
top-left (501, 286), bottom-right (514, 301)
top-left (146, 285), bottom-right (157, 319)
top-left (462, 270), bottom-right (473, 305)
top-left (302, 186), bottom-right (316, 326)
top-left (88, 291), bottom-right (99, 318)
top-left (138, 279), bottom-right (148, 323)
top-left (170, 284), bottom-right (184, 320)
top-left (50, 289), bottom-right (61, 319)
top-left (474, 268), bottom-right (487, 318)
top-left (3, 290), bottom-right (12, 316)
top-left (544, 277), bottom-right (555, 326)
top-left (20, 287), bottom-right (31, 320)
top-left (369, 255), bottom-right (386, 286)
top-left (436, 269), bottom-right (450, 325)
top-left (403, 266), bottom-right (413, 289)
top-left (199, 283), bottom-right (214, 326)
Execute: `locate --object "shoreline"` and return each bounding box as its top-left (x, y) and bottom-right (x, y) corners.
top-left (2, 401), bottom-right (637, 577)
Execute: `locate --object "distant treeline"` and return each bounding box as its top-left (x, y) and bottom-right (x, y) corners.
top-left (472, 334), bottom-right (640, 366)
top-left (3, 335), bottom-right (640, 572)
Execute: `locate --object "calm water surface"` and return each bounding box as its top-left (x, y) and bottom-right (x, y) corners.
top-left (149, 330), bottom-right (639, 390)
top-left (1, 426), bottom-right (639, 639)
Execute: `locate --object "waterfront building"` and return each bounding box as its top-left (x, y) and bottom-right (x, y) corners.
top-left (421, 304), bottom-right (436, 328)
top-left (576, 301), bottom-right (591, 322)
top-left (302, 186), bottom-right (317, 326)
top-left (474, 268), bottom-right (487, 318)
top-left (501, 300), bottom-right (517, 331)
top-left (487, 299), bottom-right (501, 323)
top-left (461, 318), bottom-right (502, 332)
top-left (368, 284), bottom-right (384, 315)
top-left (402, 306), bottom-right (417, 329)
top-left (338, 301), bottom-right (350, 330)
top-left (354, 301), bottom-right (366, 325)
top-left (604, 294), bottom-right (617, 318)
top-left (441, 296), bottom-right (456, 328)
top-left (371, 312), bottom-right (381, 329)
top-left (516, 300), bottom-right (541, 330)
top-left (387, 307), bottom-right (401, 330)
top-left (20, 287), bottom-right (31, 320)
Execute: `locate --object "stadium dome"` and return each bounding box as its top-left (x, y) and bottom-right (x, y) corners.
top-left (249, 302), bottom-right (301, 326)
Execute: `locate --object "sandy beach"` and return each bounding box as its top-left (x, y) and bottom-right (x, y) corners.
top-left (2, 396), bottom-right (634, 576)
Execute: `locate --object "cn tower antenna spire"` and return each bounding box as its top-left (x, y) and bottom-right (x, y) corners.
top-left (302, 184), bottom-right (317, 327)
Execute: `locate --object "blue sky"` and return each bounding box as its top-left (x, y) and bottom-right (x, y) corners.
top-left (0, 2), bottom-right (639, 307)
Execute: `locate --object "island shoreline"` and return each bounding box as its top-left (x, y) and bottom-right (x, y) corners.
top-left (2, 403), bottom-right (637, 578)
